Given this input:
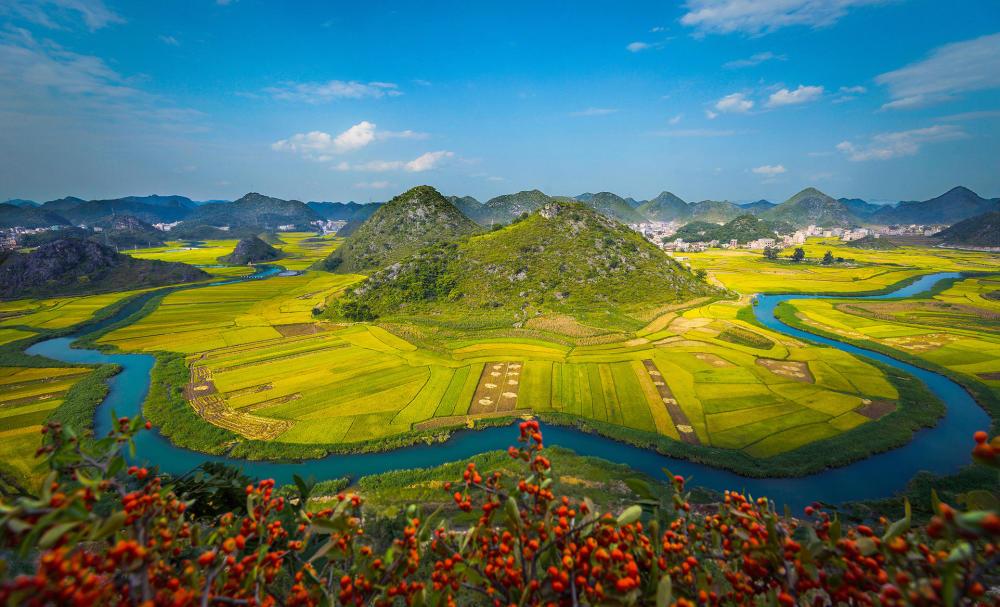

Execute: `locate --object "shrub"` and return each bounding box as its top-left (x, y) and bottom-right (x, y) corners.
top-left (1, 420), bottom-right (998, 606)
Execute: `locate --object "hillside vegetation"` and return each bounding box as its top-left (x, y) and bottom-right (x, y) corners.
top-left (762, 187), bottom-right (860, 227)
top-left (334, 199), bottom-right (723, 326)
top-left (0, 238), bottom-right (209, 298)
top-left (934, 210), bottom-right (1000, 247)
top-left (218, 236), bottom-right (285, 265)
top-left (320, 185), bottom-right (482, 273)
top-left (675, 214), bottom-right (794, 243)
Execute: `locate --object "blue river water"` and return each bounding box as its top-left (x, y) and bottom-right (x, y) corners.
top-left (25, 270), bottom-right (990, 512)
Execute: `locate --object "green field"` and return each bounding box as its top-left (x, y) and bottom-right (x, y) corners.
top-left (784, 274), bottom-right (1000, 404)
top-left (0, 367), bottom-right (92, 488)
top-left (3, 235), bottom-right (993, 473)
top-left (682, 237), bottom-right (999, 294)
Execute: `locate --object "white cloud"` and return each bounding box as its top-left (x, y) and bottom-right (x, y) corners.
top-left (487, 176), bottom-right (504, 181)
top-left (272, 121), bottom-right (377, 158)
top-left (571, 107), bottom-right (618, 116)
top-left (651, 26), bottom-right (666, 32)
top-left (835, 124), bottom-right (968, 161)
top-left (766, 84), bottom-right (823, 107)
top-left (876, 33), bottom-right (1000, 110)
top-left (669, 113), bottom-right (683, 124)
top-left (332, 150), bottom-right (454, 173)
top-left (271, 122), bottom-right (429, 161)
top-left (626, 41), bottom-right (651, 52)
top-left (2, 0), bottom-right (124, 31)
top-left (680, 0), bottom-right (894, 35)
top-left (159, 35), bottom-right (179, 46)
top-left (751, 164), bottom-right (787, 177)
top-left (705, 109), bottom-right (718, 119)
top-left (264, 80), bottom-right (402, 103)
top-left (723, 51), bottom-right (785, 68)
top-left (354, 181), bottom-right (390, 189)
top-left (839, 85), bottom-right (867, 94)
top-left (405, 150), bottom-right (453, 172)
top-left (650, 128), bottom-right (739, 137)
top-left (714, 92), bottom-right (754, 113)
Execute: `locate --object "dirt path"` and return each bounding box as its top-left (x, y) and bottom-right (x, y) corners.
top-left (641, 359), bottom-right (701, 445)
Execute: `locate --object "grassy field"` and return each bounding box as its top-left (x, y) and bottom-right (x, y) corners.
top-left (784, 274), bottom-right (1000, 402)
top-left (2, 236), bottom-right (990, 474)
top-left (97, 271), bottom-right (911, 461)
top-left (129, 232), bottom-right (340, 272)
top-left (0, 367), bottom-right (92, 488)
top-left (682, 237), bottom-right (999, 294)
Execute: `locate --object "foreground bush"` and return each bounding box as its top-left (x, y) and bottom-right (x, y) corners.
top-left (0, 419), bottom-right (998, 606)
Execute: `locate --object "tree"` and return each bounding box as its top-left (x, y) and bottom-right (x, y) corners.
top-left (822, 250), bottom-right (835, 264)
top-left (791, 247), bottom-right (805, 262)
top-left (694, 268), bottom-right (707, 280)
top-left (763, 246), bottom-right (779, 260)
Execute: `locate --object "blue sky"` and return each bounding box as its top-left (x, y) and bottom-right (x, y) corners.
top-left (1, 0), bottom-right (999, 204)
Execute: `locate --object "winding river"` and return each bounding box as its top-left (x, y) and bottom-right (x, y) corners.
top-left (26, 270), bottom-right (990, 511)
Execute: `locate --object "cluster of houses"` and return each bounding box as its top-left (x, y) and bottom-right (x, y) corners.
top-left (638, 220), bottom-right (951, 254)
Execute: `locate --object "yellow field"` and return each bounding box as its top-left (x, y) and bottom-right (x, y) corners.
top-left (684, 237), bottom-right (1000, 294)
top-left (0, 291), bottom-right (146, 330)
top-left (0, 367), bottom-right (92, 487)
top-left (785, 275), bottom-right (1000, 397)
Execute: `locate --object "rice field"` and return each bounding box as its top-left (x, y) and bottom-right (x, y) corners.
top-left (785, 274), bottom-right (1000, 398)
top-left (0, 367), bottom-right (92, 487)
top-left (7, 236), bottom-right (986, 462)
top-left (683, 237), bottom-right (1000, 294)
top-left (105, 279), bottom-right (908, 458)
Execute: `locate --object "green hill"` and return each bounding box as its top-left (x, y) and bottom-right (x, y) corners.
top-left (480, 190), bottom-right (552, 224)
top-left (177, 193), bottom-right (320, 233)
top-left (0, 204), bottom-right (71, 229)
top-left (762, 187), bottom-right (859, 227)
top-left (637, 191), bottom-right (691, 222)
top-left (319, 185), bottom-right (481, 273)
top-left (0, 238), bottom-right (209, 299)
top-left (934, 210), bottom-right (1000, 247)
top-left (846, 235), bottom-right (899, 250)
top-left (447, 195), bottom-right (487, 224)
top-left (838, 198), bottom-right (883, 219)
top-left (219, 236), bottom-right (285, 265)
top-left (578, 192), bottom-right (645, 224)
top-left (689, 200), bottom-right (745, 223)
top-left (675, 214), bottom-right (794, 244)
top-left (333, 199), bottom-right (723, 327)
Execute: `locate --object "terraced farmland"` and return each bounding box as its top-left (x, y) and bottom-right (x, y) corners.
top-left (0, 367), bottom-right (92, 487)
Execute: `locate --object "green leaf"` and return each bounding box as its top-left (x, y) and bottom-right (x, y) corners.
top-left (107, 456), bottom-right (125, 479)
top-left (829, 515), bottom-right (842, 542)
top-left (505, 498), bottom-right (520, 526)
top-left (617, 505), bottom-right (642, 527)
top-left (624, 478), bottom-right (653, 500)
top-left (39, 522), bottom-right (79, 549)
top-left (293, 474), bottom-right (310, 500)
top-left (883, 498), bottom-right (911, 541)
top-left (656, 575), bottom-right (672, 607)
top-left (89, 511), bottom-right (126, 541)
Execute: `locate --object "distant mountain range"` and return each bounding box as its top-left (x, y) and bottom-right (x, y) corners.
top-left (2, 185), bottom-right (996, 235)
top-left (869, 186), bottom-right (998, 226)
